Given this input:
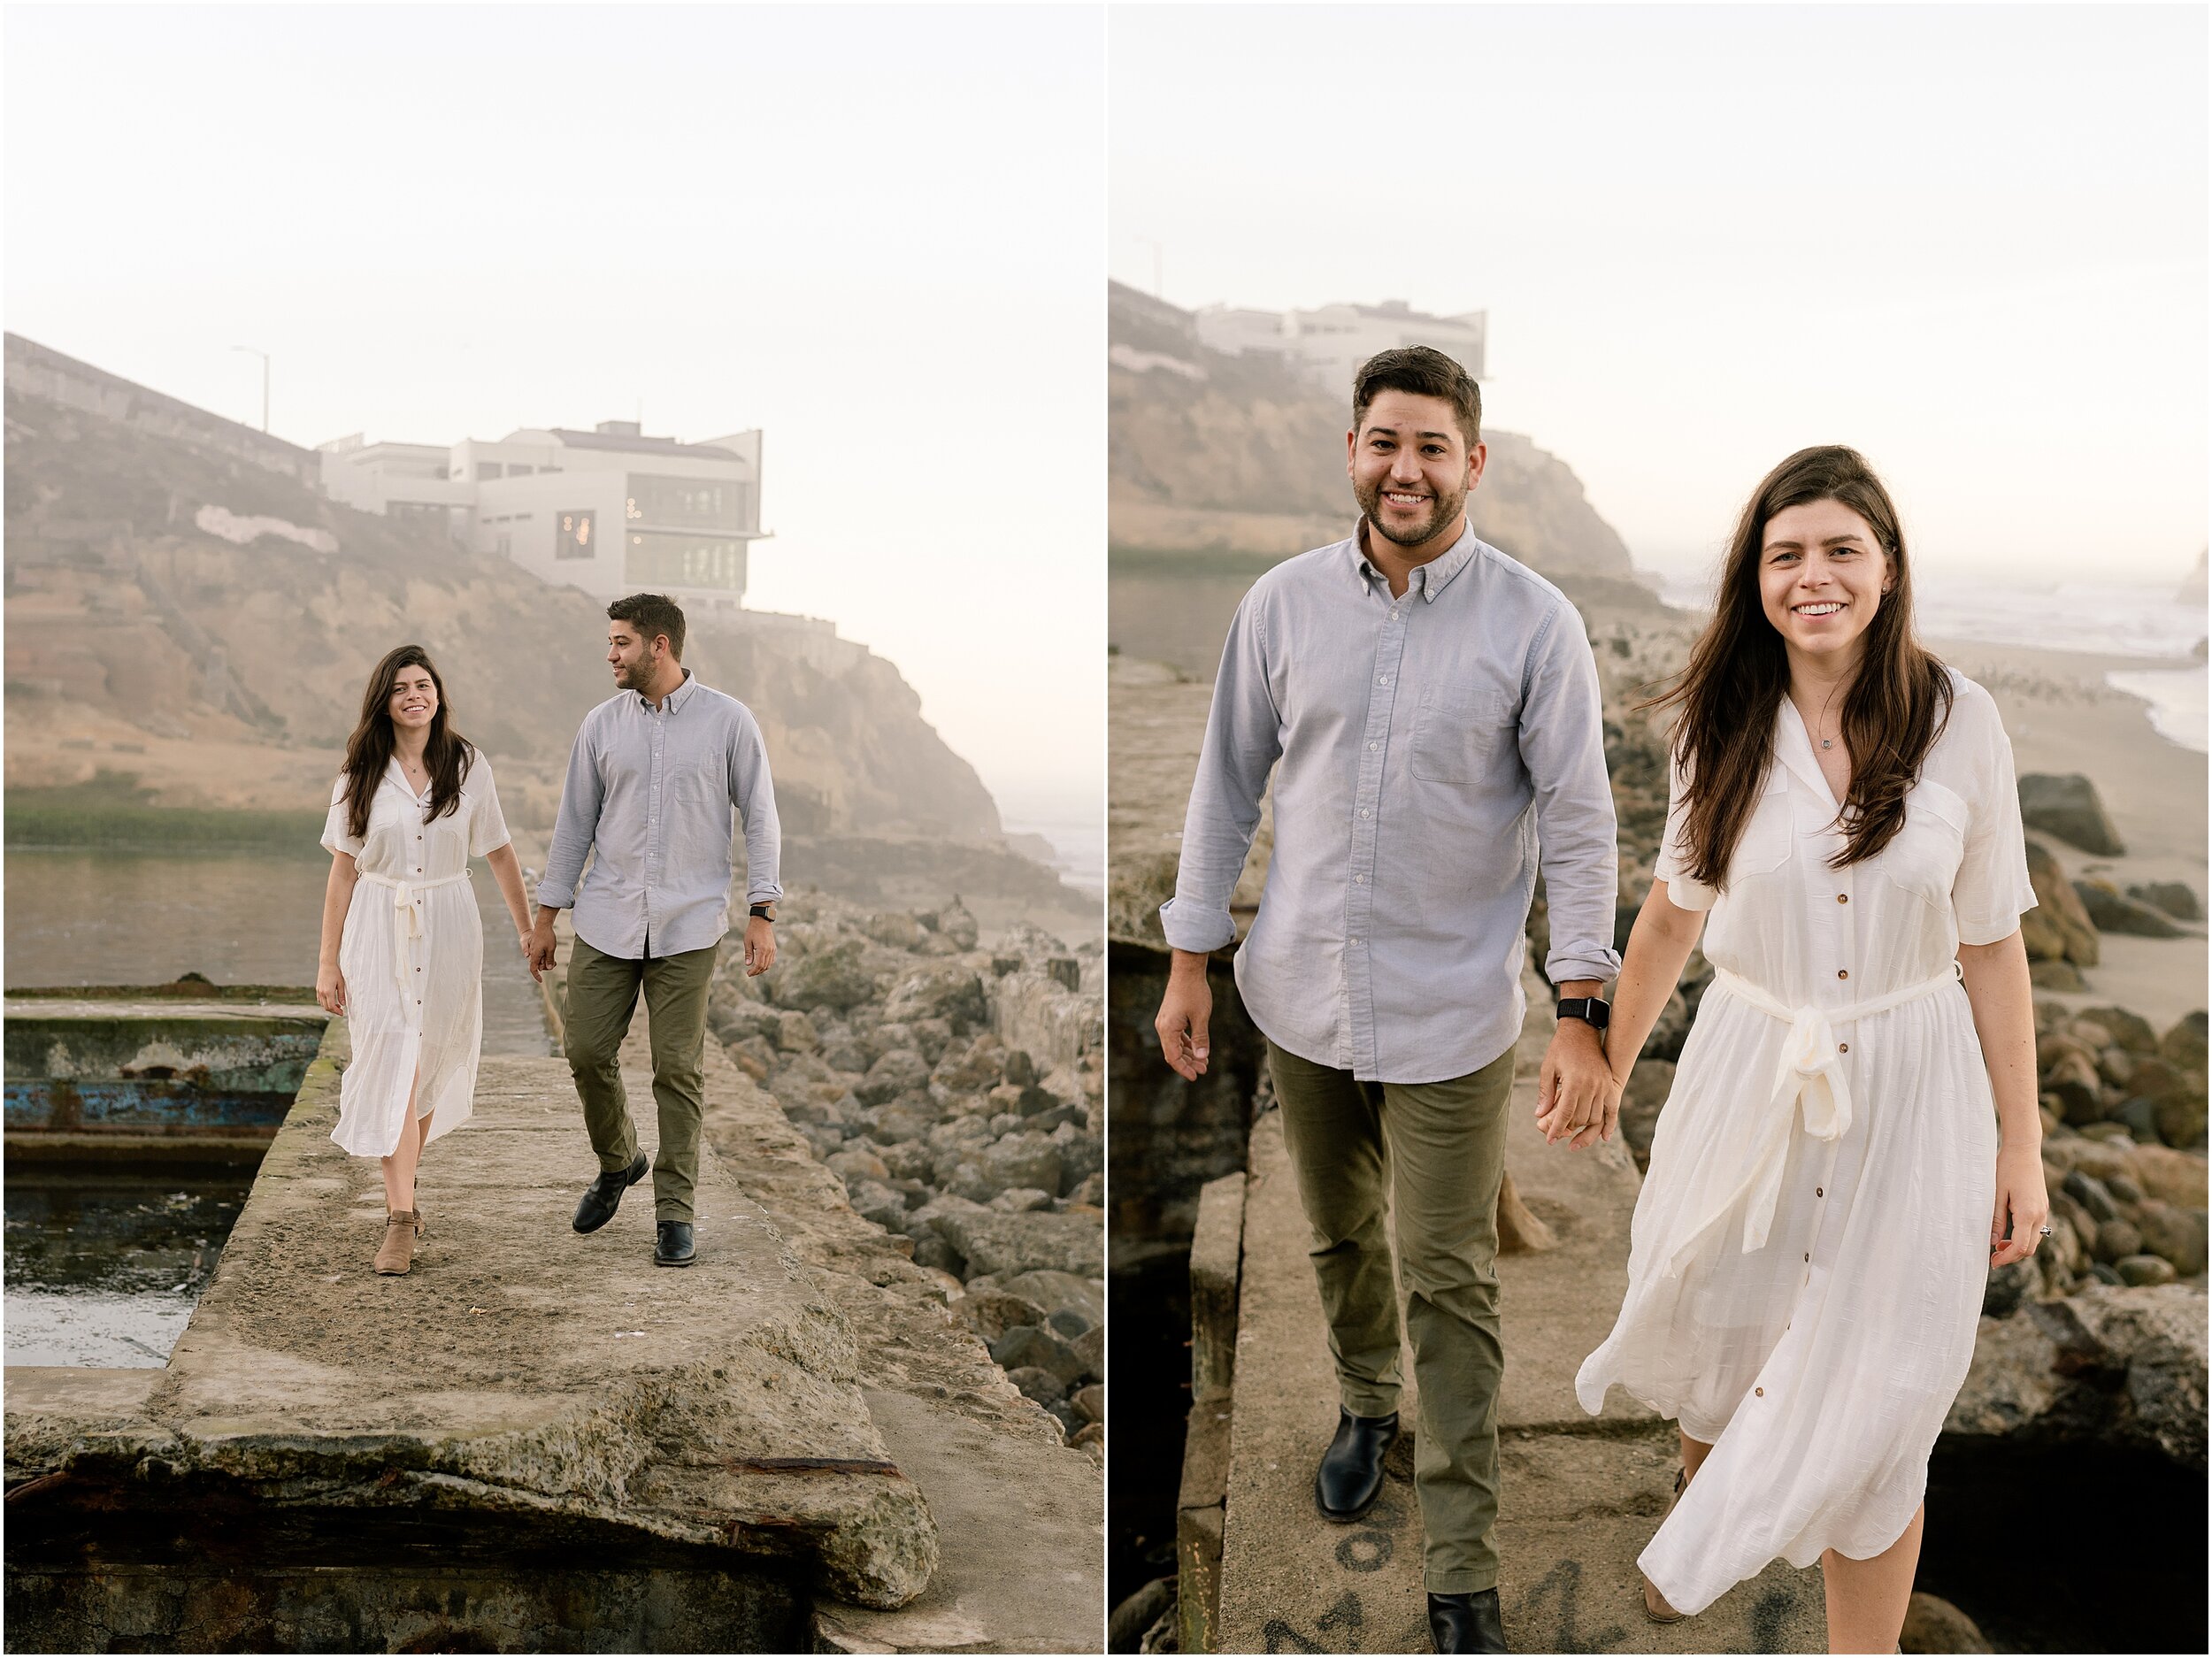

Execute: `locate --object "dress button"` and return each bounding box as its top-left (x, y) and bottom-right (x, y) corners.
top-left (1755, 1387), bottom-right (1764, 1397)
top-left (1836, 894), bottom-right (1847, 904)
top-left (1816, 1186), bottom-right (1824, 1197)
top-left (1804, 1253), bottom-right (1811, 1263)
top-left (1839, 1042), bottom-right (1848, 1054)
top-left (1838, 969), bottom-right (1849, 979)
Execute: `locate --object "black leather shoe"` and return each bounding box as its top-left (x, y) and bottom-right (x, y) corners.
top-left (572, 1153), bottom-right (649, 1234)
top-left (654, 1220), bottom-right (695, 1267)
top-left (1428, 1589), bottom-right (1507, 1654)
top-left (1314, 1407), bottom-right (1398, 1522)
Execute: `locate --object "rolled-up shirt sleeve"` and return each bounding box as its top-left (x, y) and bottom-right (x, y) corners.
top-left (534, 719), bottom-right (602, 911)
top-left (1161, 594), bottom-right (1282, 954)
top-left (731, 704), bottom-right (783, 906)
top-left (1519, 603), bottom-right (1622, 986)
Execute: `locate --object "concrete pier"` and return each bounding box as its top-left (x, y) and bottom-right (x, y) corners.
top-left (1202, 972), bottom-right (1825, 1654)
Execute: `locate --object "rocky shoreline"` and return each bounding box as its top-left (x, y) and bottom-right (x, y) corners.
top-left (706, 890), bottom-right (1106, 1453)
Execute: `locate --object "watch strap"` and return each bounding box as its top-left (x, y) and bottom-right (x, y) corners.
top-left (1555, 995), bottom-right (1610, 1029)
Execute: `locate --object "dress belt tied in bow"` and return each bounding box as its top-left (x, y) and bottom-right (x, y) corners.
top-left (358, 870), bottom-right (470, 1019)
top-left (1661, 962), bottom-right (1963, 1277)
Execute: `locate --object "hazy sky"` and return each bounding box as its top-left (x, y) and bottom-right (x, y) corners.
top-left (5, 5), bottom-right (1104, 838)
top-left (1111, 4), bottom-right (2207, 588)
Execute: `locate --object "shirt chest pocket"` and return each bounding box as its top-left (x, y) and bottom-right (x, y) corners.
top-left (665, 754), bottom-right (726, 809)
top-left (1408, 687), bottom-right (1515, 786)
top-left (1882, 779), bottom-right (1970, 913)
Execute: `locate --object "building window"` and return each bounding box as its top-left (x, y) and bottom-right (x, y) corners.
top-left (626, 533), bottom-right (745, 592)
top-left (555, 510), bottom-right (596, 560)
top-left (625, 473), bottom-right (749, 530)
top-left (479, 462), bottom-right (504, 480)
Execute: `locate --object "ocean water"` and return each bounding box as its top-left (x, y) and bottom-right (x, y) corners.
top-left (1002, 815), bottom-right (1106, 899)
top-left (1654, 572), bottom-right (2208, 753)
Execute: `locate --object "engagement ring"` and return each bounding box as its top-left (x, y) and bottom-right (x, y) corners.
top-left (2037, 1224), bottom-right (2055, 1236)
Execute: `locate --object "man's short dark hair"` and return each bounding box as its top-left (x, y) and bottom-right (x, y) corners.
top-left (609, 592), bottom-right (687, 660)
top-left (1352, 346), bottom-right (1482, 449)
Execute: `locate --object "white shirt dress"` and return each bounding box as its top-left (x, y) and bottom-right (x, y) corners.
top-left (321, 753), bottom-right (511, 1159)
top-left (1576, 670), bottom-right (2036, 1616)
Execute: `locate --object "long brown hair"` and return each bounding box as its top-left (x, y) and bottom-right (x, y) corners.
top-left (1644, 446), bottom-right (1952, 887)
top-left (341, 645), bottom-right (475, 841)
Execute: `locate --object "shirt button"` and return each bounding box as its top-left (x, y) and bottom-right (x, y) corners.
top-left (1348, 937), bottom-right (1361, 947)
top-left (1368, 741), bottom-right (1379, 750)
top-left (1378, 676), bottom-right (1390, 687)
top-left (1361, 808), bottom-right (1372, 818)
top-left (1838, 969), bottom-right (1849, 979)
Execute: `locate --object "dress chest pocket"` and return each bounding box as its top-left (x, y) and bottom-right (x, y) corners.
top-left (1882, 779), bottom-right (1970, 912)
top-left (1409, 687), bottom-right (1515, 786)
top-left (1727, 774), bottom-right (1797, 879)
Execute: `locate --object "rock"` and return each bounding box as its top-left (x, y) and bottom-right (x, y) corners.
top-left (775, 940), bottom-right (879, 1012)
top-left (1901, 1591), bottom-right (1992, 1654)
top-left (936, 1210), bottom-right (1103, 1280)
top-left (2129, 1145), bottom-right (2208, 1208)
top-left (772, 1009), bottom-right (820, 1054)
top-left (2078, 1004), bottom-right (2162, 1055)
top-left (930, 1033), bottom-right (1004, 1094)
top-left (2073, 879), bottom-right (2185, 937)
top-left (935, 897), bottom-right (979, 949)
top-left (2028, 958), bottom-right (2085, 991)
top-left (2078, 1121), bottom-right (2134, 1145)
top-left (726, 1034), bottom-right (775, 1083)
top-left (959, 1289), bottom-right (1049, 1345)
top-left (861, 910), bottom-right (925, 949)
top-left (2019, 773), bottom-right (2125, 856)
top-left (912, 1233), bottom-right (963, 1276)
top-left (827, 1147), bottom-right (890, 1186)
top-left (2129, 880), bottom-right (2203, 921)
top-left (1048, 1306), bottom-right (1096, 1340)
top-left (990, 1324), bottom-right (1087, 1390)
top-left (2098, 1046), bottom-right (2139, 1090)
top-left (2117, 1254), bottom-right (2178, 1286)
top-left (879, 1140), bottom-right (935, 1182)
top-left (1983, 1259), bottom-right (2035, 1318)
top-left (1072, 1420), bottom-right (1103, 1452)
top-left (2161, 1011), bottom-right (2208, 1071)
top-left (856, 1048), bottom-right (931, 1106)
top-left (1071, 1383), bottom-right (1103, 1424)
top-left (2095, 1218), bottom-right (2145, 1263)
top-left (2045, 1054), bottom-right (2106, 1125)
top-left (848, 1180), bottom-right (913, 1233)
top-left (990, 1187), bottom-right (1056, 1213)
top-left (1002, 1363), bottom-right (1066, 1406)
top-left (2156, 1094), bottom-right (2208, 1150)
top-left (1947, 1311), bottom-right (2065, 1437)
top-left (883, 963), bottom-right (988, 1033)
top-left (2134, 1201), bottom-right (2209, 1276)
top-left (1072, 1324), bottom-right (1104, 1381)
top-left (2115, 1095), bottom-right (2163, 1143)
top-left (996, 1270), bottom-right (1105, 1327)
top-left (981, 1132), bottom-right (1064, 1196)
top-left (1618, 1060), bottom-right (1675, 1163)
top-left (1109, 1578), bottom-right (1177, 1655)
top-left (2022, 839), bottom-right (2102, 964)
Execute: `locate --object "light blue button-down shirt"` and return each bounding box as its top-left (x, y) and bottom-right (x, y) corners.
top-left (536, 671), bottom-right (782, 961)
top-left (1161, 525), bottom-right (1621, 1084)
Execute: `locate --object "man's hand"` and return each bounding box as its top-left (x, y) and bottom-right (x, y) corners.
top-left (1535, 1016), bottom-right (1618, 1150)
top-left (742, 915), bottom-right (778, 978)
top-left (526, 910), bottom-right (560, 980)
top-left (1155, 949), bottom-right (1214, 1081)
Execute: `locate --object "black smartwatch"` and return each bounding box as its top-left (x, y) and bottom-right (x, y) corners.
top-left (749, 902), bottom-right (776, 923)
top-left (1555, 994), bottom-right (1610, 1029)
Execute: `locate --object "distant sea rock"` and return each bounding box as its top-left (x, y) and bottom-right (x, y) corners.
top-left (2018, 772), bottom-right (2126, 856)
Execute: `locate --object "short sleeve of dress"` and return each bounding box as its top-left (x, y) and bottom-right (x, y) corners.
top-left (1950, 681), bottom-right (2038, 946)
top-left (1652, 743), bottom-right (1717, 913)
top-left (466, 754), bottom-right (512, 858)
top-left (320, 776), bottom-right (364, 857)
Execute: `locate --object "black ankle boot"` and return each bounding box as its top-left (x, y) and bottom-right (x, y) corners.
top-left (1428, 1588), bottom-right (1507, 1653)
top-left (1314, 1407), bottom-right (1398, 1522)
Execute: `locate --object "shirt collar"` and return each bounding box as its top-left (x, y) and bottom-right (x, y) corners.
top-left (637, 668), bottom-right (696, 713)
top-left (1349, 518), bottom-right (1480, 603)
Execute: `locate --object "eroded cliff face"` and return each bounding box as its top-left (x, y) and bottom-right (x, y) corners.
top-left (1108, 280), bottom-right (1645, 587)
top-left (3, 365), bottom-right (999, 844)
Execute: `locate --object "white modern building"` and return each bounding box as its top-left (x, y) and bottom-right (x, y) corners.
top-left (1193, 299), bottom-right (1487, 392)
top-left (319, 420), bottom-right (766, 613)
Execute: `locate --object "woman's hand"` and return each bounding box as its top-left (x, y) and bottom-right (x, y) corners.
top-left (1990, 1142), bottom-right (2051, 1268)
top-left (317, 961), bottom-right (347, 1017)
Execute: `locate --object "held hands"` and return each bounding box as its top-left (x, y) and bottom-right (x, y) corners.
top-left (742, 915), bottom-right (778, 978)
top-left (316, 962), bottom-right (347, 1017)
top-left (525, 912), bottom-right (559, 981)
top-left (1535, 1018), bottom-right (1620, 1150)
top-left (1990, 1142), bottom-right (2052, 1268)
top-left (1155, 954), bottom-right (1214, 1082)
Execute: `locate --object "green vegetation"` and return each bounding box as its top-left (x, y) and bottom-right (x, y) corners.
top-left (6, 771), bottom-right (326, 857)
top-left (1108, 545), bottom-right (1288, 577)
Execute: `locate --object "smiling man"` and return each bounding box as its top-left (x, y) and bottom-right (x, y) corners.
top-left (527, 593), bottom-right (781, 1269)
top-left (1153, 348), bottom-right (1621, 1654)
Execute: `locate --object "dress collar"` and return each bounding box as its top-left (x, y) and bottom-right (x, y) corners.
top-left (1773, 697), bottom-right (1842, 813)
top-left (385, 756), bottom-right (430, 802)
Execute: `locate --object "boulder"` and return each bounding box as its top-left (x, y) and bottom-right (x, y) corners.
top-left (938, 1210), bottom-right (1103, 1280)
top-left (2044, 1051), bottom-right (2107, 1126)
top-left (774, 940), bottom-right (879, 1012)
top-left (2028, 958), bottom-right (2085, 991)
top-left (990, 1324), bottom-right (1087, 1390)
top-left (1072, 1324), bottom-right (1104, 1380)
top-left (883, 963), bottom-right (988, 1033)
top-left (2128, 1144), bottom-right (2208, 1208)
top-left (2078, 1004), bottom-right (2162, 1055)
top-left (930, 1033), bottom-right (1004, 1094)
top-left (2118, 1254), bottom-right (2178, 1286)
top-left (772, 1009), bottom-right (820, 1054)
top-left (861, 910), bottom-right (926, 949)
top-left (1946, 1311), bottom-right (2065, 1438)
top-left (935, 897), bottom-right (980, 949)
top-left (961, 1289), bottom-right (1050, 1346)
top-left (996, 1270), bottom-right (1106, 1327)
top-left (856, 1048), bottom-right (931, 1106)
top-left (2160, 1010), bottom-right (2208, 1071)
top-left (989, 1187), bottom-right (1056, 1213)
top-left (2095, 1218), bottom-right (2145, 1263)
top-left (2018, 773), bottom-right (2125, 856)
top-left (2022, 840), bottom-right (2101, 964)
top-left (1983, 1259), bottom-right (2035, 1318)
top-left (1002, 1364), bottom-right (1066, 1407)
top-left (1901, 1592), bottom-right (1992, 1654)
top-left (2073, 879), bottom-right (2185, 938)
top-left (2129, 880), bottom-right (2202, 922)
top-left (981, 1132), bottom-right (1064, 1197)
top-left (2134, 1202), bottom-right (2209, 1276)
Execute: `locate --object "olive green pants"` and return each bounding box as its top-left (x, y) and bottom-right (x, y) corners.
top-left (563, 934), bottom-right (718, 1224)
top-left (1266, 1039), bottom-right (1516, 1595)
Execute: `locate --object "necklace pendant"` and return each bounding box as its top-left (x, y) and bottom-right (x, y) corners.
top-left (1821, 739), bottom-right (1833, 749)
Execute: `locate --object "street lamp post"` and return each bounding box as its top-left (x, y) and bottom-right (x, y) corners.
top-left (230, 346), bottom-right (269, 433)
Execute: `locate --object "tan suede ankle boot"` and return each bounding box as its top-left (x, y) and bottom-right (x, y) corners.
top-left (375, 1211), bottom-right (419, 1276)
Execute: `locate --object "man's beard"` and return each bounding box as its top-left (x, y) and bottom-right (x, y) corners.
top-left (1355, 476), bottom-right (1465, 549)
